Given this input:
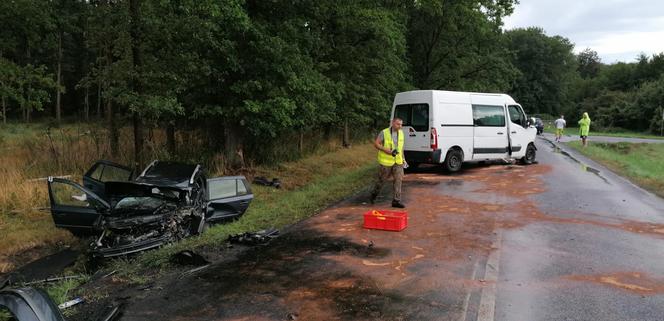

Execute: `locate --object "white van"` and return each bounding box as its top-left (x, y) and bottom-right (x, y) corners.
top-left (391, 90), bottom-right (537, 172)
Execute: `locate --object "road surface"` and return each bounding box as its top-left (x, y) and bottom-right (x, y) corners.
top-left (111, 137), bottom-right (664, 321)
top-left (542, 132), bottom-right (664, 144)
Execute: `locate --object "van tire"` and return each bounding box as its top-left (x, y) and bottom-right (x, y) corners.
top-left (521, 144), bottom-right (537, 165)
top-left (444, 149), bottom-right (463, 172)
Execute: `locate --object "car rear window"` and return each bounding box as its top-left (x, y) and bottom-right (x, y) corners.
top-left (144, 163), bottom-right (197, 180)
top-left (394, 103), bottom-right (429, 132)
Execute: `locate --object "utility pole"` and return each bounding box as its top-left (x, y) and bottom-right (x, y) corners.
top-left (660, 106), bottom-right (663, 137)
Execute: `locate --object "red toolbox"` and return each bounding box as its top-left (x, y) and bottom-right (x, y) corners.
top-left (363, 210), bottom-right (408, 231)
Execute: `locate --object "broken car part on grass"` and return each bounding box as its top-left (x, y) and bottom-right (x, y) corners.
top-left (252, 176), bottom-right (281, 189)
top-left (228, 228), bottom-right (279, 246)
top-left (47, 160), bottom-right (254, 258)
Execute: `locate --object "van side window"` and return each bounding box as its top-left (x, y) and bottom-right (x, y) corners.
top-left (394, 104), bottom-right (429, 132)
top-left (472, 105), bottom-right (505, 127)
top-left (508, 105), bottom-right (527, 127)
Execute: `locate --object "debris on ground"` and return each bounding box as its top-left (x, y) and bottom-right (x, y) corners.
top-left (24, 275), bottom-right (85, 286)
top-left (252, 176), bottom-right (282, 189)
top-left (170, 250), bottom-right (210, 267)
top-left (228, 228), bottom-right (279, 245)
top-left (179, 265), bottom-right (211, 279)
top-left (95, 303), bottom-right (124, 321)
top-left (59, 297), bottom-right (85, 309)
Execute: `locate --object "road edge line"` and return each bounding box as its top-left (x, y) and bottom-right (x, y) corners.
top-left (477, 229), bottom-right (503, 321)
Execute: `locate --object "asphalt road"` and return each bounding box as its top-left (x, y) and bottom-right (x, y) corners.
top-left (542, 132), bottom-right (664, 144)
top-left (111, 137), bottom-right (664, 321)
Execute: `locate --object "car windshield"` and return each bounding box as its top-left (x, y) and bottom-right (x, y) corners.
top-left (114, 197), bottom-right (166, 210)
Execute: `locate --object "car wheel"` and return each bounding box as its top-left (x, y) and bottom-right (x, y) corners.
top-left (521, 144), bottom-right (536, 165)
top-left (444, 149), bottom-right (463, 173)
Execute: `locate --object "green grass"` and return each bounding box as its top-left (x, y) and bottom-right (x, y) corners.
top-left (567, 141), bottom-right (664, 197)
top-left (544, 124), bottom-right (664, 140)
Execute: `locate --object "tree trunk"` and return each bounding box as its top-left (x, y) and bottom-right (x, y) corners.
top-left (2, 96), bottom-right (6, 125)
top-left (106, 99), bottom-right (118, 157)
top-left (133, 115), bottom-right (144, 168)
top-left (298, 131), bottom-right (304, 155)
top-left (96, 81), bottom-right (102, 119)
top-left (130, 0), bottom-right (144, 169)
top-left (224, 123), bottom-right (245, 169)
top-left (343, 119), bottom-right (350, 148)
top-left (55, 31), bottom-right (63, 124)
top-left (166, 122), bottom-right (176, 155)
top-left (84, 86), bottom-right (90, 122)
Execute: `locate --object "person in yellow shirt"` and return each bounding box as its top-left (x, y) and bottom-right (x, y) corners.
top-left (370, 118), bottom-right (407, 208)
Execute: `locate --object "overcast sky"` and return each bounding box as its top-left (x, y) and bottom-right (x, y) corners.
top-left (503, 0), bottom-right (664, 63)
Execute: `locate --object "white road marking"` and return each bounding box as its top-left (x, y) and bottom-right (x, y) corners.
top-left (459, 259), bottom-right (480, 321)
top-left (477, 229), bottom-right (503, 321)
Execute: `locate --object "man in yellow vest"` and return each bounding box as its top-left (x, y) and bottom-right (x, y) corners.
top-left (370, 118), bottom-right (406, 208)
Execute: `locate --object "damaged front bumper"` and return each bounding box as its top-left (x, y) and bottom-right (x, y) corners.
top-left (91, 235), bottom-right (170, 258)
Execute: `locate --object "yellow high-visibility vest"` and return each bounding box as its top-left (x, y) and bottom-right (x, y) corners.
top-left (377, 128), bottom-right (404, 167)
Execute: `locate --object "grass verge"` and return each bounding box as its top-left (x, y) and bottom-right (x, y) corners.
top-left (567, 141), bottom-right (664, 197)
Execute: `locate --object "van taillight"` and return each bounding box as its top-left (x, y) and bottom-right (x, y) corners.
top-left (430, 127), bottom-right (438, 150)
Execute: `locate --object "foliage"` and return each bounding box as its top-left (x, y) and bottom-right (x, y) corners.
top-left (505, 27), bottom-right (577, 115)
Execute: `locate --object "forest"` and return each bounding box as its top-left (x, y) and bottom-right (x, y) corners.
top-left (1, 0), bottom-right (664, 168)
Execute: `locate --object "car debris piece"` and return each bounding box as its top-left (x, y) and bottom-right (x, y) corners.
top-left (58, 297), bottom-right (84, 309)
top-left (252, 176), bottom-right (281, 189)
top-left (170, 250), bottom-right (210, 266)
top-left (96, 303), bottom-right (124, 321)
top-left (228, 228), bottom-right (279, 245)
top-left (24, 275), bottom-right (85, 286)
top-left (0, 287), bottom-right (66, 321)
top-left (46, 160), bottom-right (254, 258)
top-left (178, 264), bottom-right (211, 279)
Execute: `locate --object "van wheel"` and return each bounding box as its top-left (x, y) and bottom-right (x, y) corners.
top-left (444, 149), bottom-right (463, 172)
top-left (521, 144), bottom-right (537, 165)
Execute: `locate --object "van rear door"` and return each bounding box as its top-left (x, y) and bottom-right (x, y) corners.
top-left (393, 103), bottom-right (431, 152)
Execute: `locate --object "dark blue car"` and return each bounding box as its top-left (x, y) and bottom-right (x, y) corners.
top-left (47, 160), bottom-right (253, 258)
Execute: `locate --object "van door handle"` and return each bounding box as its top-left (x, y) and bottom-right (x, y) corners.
top-left (497, 132), bottom-right (504, 135)
top-left (511, 131), bottom-right (517, 134)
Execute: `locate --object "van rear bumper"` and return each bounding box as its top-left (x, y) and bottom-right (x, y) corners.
top-left (405, 149), bottom-right (442, 164)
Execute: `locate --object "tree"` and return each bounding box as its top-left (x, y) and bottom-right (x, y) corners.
top-left (577, 48), bottom-right (601, 79)
top-left (407, 0), bottom-right (518, 91)
top-left (506, 27), bottom-right (577, 115)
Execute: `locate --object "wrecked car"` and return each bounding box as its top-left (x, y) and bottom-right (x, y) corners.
top-left (47, 160), bottom-right (253, 258)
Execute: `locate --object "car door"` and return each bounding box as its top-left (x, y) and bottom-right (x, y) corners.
top-left (47, 177), bottom-right (110, 235)
top-left (471, 104), bottom-right (509, 160)
top-left (206, 176), bottom-right (253, 222)
top-left (507, 104), bottom-right (534, 158)
top-left (83, 160), bottom-right (133, 200)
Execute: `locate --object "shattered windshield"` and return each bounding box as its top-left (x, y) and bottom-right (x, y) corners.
top-left (114, 197), bottom-right (166, 210)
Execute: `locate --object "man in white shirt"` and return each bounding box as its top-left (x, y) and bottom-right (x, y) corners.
top-left (554, 115), bottom-right (566, 142)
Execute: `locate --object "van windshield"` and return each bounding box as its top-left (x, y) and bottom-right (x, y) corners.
top-left (394, 104), bottom-right (429, 132)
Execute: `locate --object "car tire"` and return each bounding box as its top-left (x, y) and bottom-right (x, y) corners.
top-left (521, 144), bottom-right (537, 165)
top-left (444, 149), bottom-right (463, 173)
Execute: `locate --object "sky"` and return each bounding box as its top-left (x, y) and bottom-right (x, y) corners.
top-left (503, 0), bottom-right (664, 63)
